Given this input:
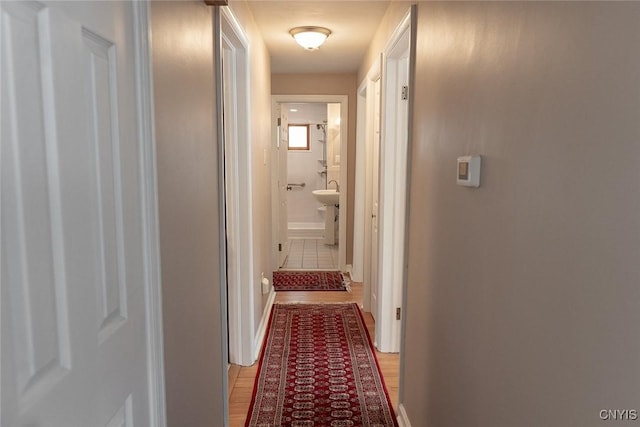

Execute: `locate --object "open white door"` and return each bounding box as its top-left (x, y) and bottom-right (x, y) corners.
top-left (1, 1), bottom-right (163, 426)
top-left (359, 59), bottom-right (381, 315)
top-left (376, 10), bottom-right (412, 353)
top-left (275, 105), bottom-right (289, 268)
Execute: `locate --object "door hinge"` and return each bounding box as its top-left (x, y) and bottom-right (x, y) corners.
top-left (277, 117), bottom-right (281, 126)
top-left (401, 86), bottom-right (409, 100)
top-left (396, 307), bottom-right (401, 320)
top-left (278, 243), bottom-right (282, 252)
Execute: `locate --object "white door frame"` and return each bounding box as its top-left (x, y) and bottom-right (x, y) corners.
top-left (219, 7), bottom-right (255, 367)
top-left (273, 104), bottom-right (290, 268)
top-left (356, 58), bottom-right (382, 313)
top-left (376, 10), bottom-right (412, 353)
top-left (135, 2), bottom-right (167, 424)
top-left (353, 85), bottom-right (366, 283)
top-left (271, 95), bottom-right (348, 272)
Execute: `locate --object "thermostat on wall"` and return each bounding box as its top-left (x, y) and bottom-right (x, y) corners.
top-left (457, 155), bottom-right (481, 187)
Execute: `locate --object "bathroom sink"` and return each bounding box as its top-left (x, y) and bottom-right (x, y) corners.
top-left (312, 189), bottom-right (340, 205)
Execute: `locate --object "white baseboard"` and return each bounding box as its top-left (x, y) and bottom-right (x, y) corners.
top-left (344, 264), bottom-right (353, 276)
top-left (289, 230), bottom-right (324, 239)
top-left (288, 222), bottom-right (324, 239)
top-left (253, 288), bottom-right (276, 362)
top-left (288, 221), bottom-right (324, 229)
top-left (397, 403), bottom-right (412, 427)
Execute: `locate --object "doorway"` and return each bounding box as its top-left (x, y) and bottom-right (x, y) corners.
top-left (354, 60), bottom-right (384, 318)
top-left (352, 9), bottom-right (413, 353)
top-left (271, 95), bottom-right (348, 273)
top-left (279, 102), bottom-right (341, 270)
top-left (375, 11), bottom-right (411, 353)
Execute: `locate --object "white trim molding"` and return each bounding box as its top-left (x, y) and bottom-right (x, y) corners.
top-left (288, 222), bottom-right (324, 239)
top-left (352, 79), bottom-right (367, 284)
top-left (134, 2), bottom-right (167, 426)
top-left (253, 288), bottom-right (276, 362)
top-left (397, 404), bottom-right (413, 427)
top-left (384, 8), bottom-right (412, 54)
top-left (344, 264), bottom-right (353, 276)
top-left (358, 56), bottom-right (382, 315)
top-left (220, 6), bottom-right (256, 367)
top-left (214, 7), bottom-right (231, 425)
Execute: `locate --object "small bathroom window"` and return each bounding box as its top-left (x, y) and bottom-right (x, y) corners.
top-left (288, 124), bottom-right (309, 150)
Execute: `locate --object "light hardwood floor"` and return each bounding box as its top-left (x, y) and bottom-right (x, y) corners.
top-left (227, 282), bottom-right (400, 427)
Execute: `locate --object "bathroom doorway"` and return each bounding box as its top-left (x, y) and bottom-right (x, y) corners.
top-left (271, 96), bottom-right (348, 272)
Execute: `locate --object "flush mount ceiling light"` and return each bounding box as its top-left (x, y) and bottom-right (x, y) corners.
top-left (289, 26), bottom-right (331, 51)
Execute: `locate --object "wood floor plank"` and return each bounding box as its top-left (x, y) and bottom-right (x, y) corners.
top-left (228, 282), bottom-right (400, 426)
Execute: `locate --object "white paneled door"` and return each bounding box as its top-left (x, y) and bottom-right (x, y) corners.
top-left (2, 1), bottom-right (161, 426)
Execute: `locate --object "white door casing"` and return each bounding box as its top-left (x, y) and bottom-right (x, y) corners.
top-left (376, 10), bottom-right (411, 353)
top-left (1, 1), bottom-right (165, 426)
top-left (353, 83), bottom-right (367, 283)
top-left (271, 95), bottom-right (348, 272)
top-left (270, 104), bottom-right (280, 270)
top-left (358, 58), bottom-right (382, 316)
top-left (220, 5), bottom-right (255, 367)
top-left (276, 105), bottom-right (290, 268)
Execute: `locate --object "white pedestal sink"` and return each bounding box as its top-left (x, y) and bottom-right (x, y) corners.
top-left (312, 190), bottom-right (339, 245)
top-left (311, 189), bottom-right (340, 205)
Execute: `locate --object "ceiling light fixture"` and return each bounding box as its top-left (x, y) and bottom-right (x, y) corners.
top-left (289, 26), bottom-right (331, 51)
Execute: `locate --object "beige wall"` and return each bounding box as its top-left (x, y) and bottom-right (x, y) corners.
top-left (227, 1), bottom-right (273, 332)
top-left (150, 2), bottom-right (225, 425)
top-left (272, 74), bottom-right (358, 264)
top-left (402, 2), bottom-right (640, 426)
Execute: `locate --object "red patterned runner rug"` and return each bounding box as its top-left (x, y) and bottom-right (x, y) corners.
top-left (273, 271), bottom-right (348, 292)
top-left (245, 303), bottom-right (398, 427)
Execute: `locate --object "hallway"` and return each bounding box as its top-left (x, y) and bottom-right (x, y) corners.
top-left (5, 2), bottom-right (640, 426)
top-left (227, 282), bottom-right (400, 427)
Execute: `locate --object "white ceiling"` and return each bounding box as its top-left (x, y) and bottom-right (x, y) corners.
top-left (246, 1), bottom-right (392, 74)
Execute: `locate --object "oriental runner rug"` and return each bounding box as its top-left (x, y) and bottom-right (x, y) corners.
top-left (245, 303), bottom-right (398, 427)
top-left (273, 271), bottom-right (348, 292)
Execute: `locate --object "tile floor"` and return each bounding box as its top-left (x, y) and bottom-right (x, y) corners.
top-left (282, 238), bottom-right (339, 270)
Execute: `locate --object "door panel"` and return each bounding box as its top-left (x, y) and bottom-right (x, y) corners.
top-left (1, 2), bottom-right (71, 401)
top-left (1, 2), bottom-right (152, 426)
top-left (83, 25), bottom-right (130, 345)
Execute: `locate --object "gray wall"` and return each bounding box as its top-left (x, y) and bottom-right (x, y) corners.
top-left (150, 2), bottom-right (225, 425)
top-left (402, 2), bottom-right (640, 426)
